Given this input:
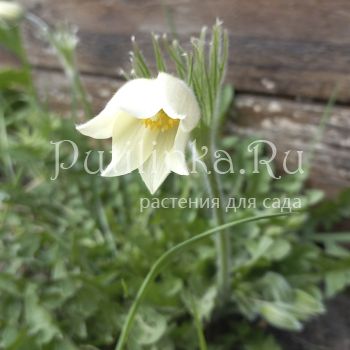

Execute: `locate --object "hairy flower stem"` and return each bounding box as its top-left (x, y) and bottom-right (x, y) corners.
top-left (206, 144), bottom-right (231, 302)
top-left (114, 213), bottom-right (289, 350)
top-left (204, 95), bottom-right (232, 302)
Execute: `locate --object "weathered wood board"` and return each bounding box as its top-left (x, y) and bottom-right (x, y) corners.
top-left (16, 0), bottom-right (350, 102)
top-left (1, 0), bottom-right (350, 195)
top-left (233, 95), bottom-right (350, 196)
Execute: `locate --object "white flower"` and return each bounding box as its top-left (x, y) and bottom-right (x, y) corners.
top-left (77, 72), bottom-right (200, 194)
top-left (0, 1), bottom-right (23, 22)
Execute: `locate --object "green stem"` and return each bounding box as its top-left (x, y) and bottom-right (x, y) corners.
top-left (72, 69), bottom-right (93, 117)
top-left (17, 31), bottom-right (37, 102)
top-left (92, 180), bottom-right (117, 256)
top-left (190, 293), bottom-right (208, 350)
top-left (205, 162), bottom-right (230, 300)
top-left (0, 107), bottom-right (14, 179)
top-left (304, 84), bottom-right (339, 175)
top-left (114, 212), bottom-right (290, 350)
top-left (206, 110), bottom-right (231, 300)
top-left (310, 233), bottom-right (350, 242)
top-left (26, 13), bottom-right (93, 118)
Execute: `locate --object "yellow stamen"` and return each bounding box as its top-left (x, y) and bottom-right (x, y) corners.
top-left (142, 109), bottom-right (179, 132)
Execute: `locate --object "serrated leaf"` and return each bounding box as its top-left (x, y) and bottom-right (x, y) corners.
top-left (325, 270), bottom-right (350, 298)
top-left (259, 302), bottom-right (302, 331)
top-left (325, 242), bottom-right (350, 258)
top-left (0, 326), bottom-right (18, 348)
top-left (259, 273), bottom-right (293, 301)
top-left (131, 307), bottom-right (167, 346)
top-left (293, 289), bottom-right (325, 320)
top-left (0, 274), bottom-right (21, 296)
top-left (246, 236), bottom-right (274, 261)
top-left (305, 189), bottom-right (325, 206)
top-left (184, 286), bottom-right (217, 322)
top-left (267, 239), bottom-right (291, 261)
top-left (24, 285), bottom-right (61, 345)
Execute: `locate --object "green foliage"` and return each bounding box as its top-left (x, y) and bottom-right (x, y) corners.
top-left (0, 17), bottom-right (350, 350)
top-left (0, 20), bottom-right (23, 57)
top-left (130, 20), bottom-right (228, 127)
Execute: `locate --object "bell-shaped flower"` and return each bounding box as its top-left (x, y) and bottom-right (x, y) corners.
top-left (77, 72), bottom-right (200, 194)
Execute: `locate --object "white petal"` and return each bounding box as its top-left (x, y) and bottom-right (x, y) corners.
top-left (156, 72), bottom-right (200, 131)
top-left (76, 103), bottom-right (120, 139)
top-left (102, 113), bottom-right (158, 177)
top-left (140, 129), bottom-right (177, 194)
top-left (76, 109), bottom-right (118, 139)
top-left (165, 125), bottom-right (190, 175)
top-left (115, 78), bottom-right (161, 118)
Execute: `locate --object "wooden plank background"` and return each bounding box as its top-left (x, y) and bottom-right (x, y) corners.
top-left (2, 0), bottom-right (350, 195)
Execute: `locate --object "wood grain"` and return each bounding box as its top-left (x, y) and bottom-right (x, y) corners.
top-left (33, 69), bottom-right (350, 196)
top-left (232, 95), bottom-right (350, 196)
top-left (12, 0), bottom-right (350, 103)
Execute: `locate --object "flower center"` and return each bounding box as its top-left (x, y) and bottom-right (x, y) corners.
top-left (142, 109), bottom-right (179, 132)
